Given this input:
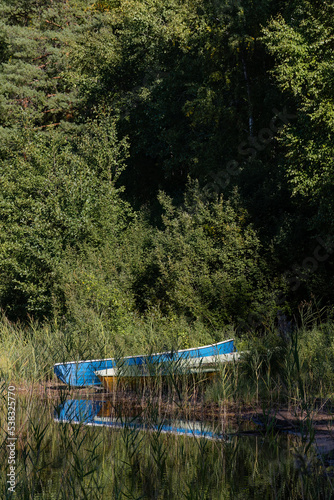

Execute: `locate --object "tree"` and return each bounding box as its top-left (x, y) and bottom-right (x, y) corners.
top-left (261, 0), bottom-right (334, 301)
top-left (133, 181), bottom-right (270, 327)
top-left (0, 111), bottom-right (131, 319)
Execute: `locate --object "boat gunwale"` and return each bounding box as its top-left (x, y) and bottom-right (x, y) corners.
top-left (54, 339), bottom-right (235, 367)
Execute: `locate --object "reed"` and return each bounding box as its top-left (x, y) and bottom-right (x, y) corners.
top-left (1, 384), bottom-right (333, 499)
top-left (2, 310), bottom-right (334, 412)
top-left (1, 308), bottom-right (334, 497)
top-left (0, 312), bottom-right (217, 385)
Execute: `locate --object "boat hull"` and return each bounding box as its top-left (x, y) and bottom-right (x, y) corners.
top-left (96, 352), bottom-right (240, 391)
top-left (54, 339), bottom-right (236, 387)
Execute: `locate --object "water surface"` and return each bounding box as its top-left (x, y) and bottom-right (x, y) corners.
top-left (1, 394), bottom-right (333, 499)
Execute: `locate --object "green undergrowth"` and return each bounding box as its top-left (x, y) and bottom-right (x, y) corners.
top-left (1, 311), bottom-right (334, 408)
top-left (0, 311), bottom-right (221, 384)
top-left (206, 323), bottom-right (334, 407)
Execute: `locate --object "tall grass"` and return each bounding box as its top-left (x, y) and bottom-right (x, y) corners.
top-left (0, 312), bottom-right (219, 384)
top-left (1, 302), bottom-right (334, 499)
top-left (1, 306), bottom-right (334, 411)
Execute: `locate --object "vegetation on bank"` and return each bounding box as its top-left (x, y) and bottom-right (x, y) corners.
top-left (1, 3), bottom-right (334, 499)
top-left (0, 0), bottom-right (333, 397)
top-left (1, 304), bottom-right (334, 411)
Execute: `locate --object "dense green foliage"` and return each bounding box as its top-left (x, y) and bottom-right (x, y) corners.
top-left (0, 0), bottom-right (333, 351)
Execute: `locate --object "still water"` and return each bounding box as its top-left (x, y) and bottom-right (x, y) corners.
top-left (1, 394), bottom-right (334, 499)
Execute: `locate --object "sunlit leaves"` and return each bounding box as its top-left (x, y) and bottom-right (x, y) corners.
top-left (262, 1), bottom-right (334, 234)
top-left (0, 113), bottom-right (131, 319)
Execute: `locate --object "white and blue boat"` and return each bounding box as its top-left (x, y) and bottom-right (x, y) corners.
top-left (54, 338), bottom-right (237, 387)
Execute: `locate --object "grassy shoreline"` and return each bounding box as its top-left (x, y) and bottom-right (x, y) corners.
top-left (1, 311), bottom-right (334, 405)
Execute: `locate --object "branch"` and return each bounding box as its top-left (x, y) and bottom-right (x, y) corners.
top-left (38, 63), bottom-right (50, 69)
top-left (45, 19), bottom-right (63, 29)
top-left (33, 53), bottom-right (51, 61)
top-left (34, 122), bottom-right (60, 129)
top-left (42, 109), bottom-right (60, 113)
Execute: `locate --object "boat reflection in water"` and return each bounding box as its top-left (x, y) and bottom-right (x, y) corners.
top-left (54, 399), bottom-right (227, 441)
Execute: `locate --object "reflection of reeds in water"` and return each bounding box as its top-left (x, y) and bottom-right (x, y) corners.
top-left (56, 399), bottom-right (225, 441)
top-left (1, 384), bottom-right (334, 499)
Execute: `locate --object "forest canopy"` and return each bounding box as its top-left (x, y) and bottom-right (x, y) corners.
top-left (0, 0), bottom-right (333, 346)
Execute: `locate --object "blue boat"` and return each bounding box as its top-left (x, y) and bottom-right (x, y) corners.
top-left (54, 338), bottom-right (236, 387)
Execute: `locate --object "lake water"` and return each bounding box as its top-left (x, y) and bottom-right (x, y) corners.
top-left (1, 392), bottom-right (334, 499)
